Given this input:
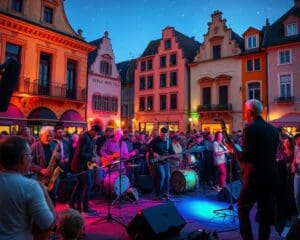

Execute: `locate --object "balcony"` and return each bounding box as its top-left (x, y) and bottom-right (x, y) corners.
top-left (197, 103), bottom-right (232, 112)
top-left (19, 78), bottom-right (86, 102)
top-left (274, 96), bottom-right (294, 104)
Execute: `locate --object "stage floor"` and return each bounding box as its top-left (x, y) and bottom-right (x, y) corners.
top-left (51, 183), bottom-right (288, 240)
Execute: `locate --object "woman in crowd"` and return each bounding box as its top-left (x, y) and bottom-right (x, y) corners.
top-left (212, 131), bottom-right (229, 192)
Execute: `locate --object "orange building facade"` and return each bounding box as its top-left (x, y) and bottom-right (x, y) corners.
top-left (133, 26), bottom-right (199, 133)
top-left (0, 0), bottom-right (94, 135)
top-left (241, 27), bottom-right (268, 120)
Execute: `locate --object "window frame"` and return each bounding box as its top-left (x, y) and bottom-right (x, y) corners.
top-left (278, 49), bottom-right (291, 65)
top-left (170, 93), bottom-right (177, 110)
top-left (278, 73), bottom-right (293, 98)
top-left (159, 94), bottom-right (167, 111)
top-left (286, 22), bottom-right (298, 36)
top-left (170, 71), bottom-right (177, 87)
top-left (247, 81), bottom-right (261, 101)
top-left (246, 35), bottom-right (257, 49)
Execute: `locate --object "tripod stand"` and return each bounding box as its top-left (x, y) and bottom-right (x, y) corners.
top-left (91, 163), bottom-right (126, 227)
top-left (213, 154), bottom-right (238, 223)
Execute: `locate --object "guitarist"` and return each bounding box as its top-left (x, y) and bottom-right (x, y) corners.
top-left (100, 129), bottom-right (131, 173)
top-left (147, 127), bottom-right (175, 201)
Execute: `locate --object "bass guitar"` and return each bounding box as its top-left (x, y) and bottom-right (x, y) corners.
top-left (101, 152), bottom-right (120, 166)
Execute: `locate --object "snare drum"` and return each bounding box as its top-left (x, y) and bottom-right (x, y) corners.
top-left (104, 172), bottom-right (130, 196)
top-left (171, 169), bottom-right (198, 193)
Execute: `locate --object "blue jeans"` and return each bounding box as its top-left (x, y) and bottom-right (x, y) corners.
top-left (294, 174), bottom-right (300, 215)
top-left (153, 162), bottom-right (170, 196)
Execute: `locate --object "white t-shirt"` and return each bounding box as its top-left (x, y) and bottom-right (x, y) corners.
top-left (213, 141), bottom-right (228, 166)
top-left (0, 172), bottom-right (54, 240)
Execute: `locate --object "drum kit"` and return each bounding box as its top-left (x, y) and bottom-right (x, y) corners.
top-left (170, 145), bottom-right (206, 194)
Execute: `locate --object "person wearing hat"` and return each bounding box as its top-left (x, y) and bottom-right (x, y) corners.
top-left (68, 124), bottom-right (101, 213)
top-left (147, 127), bottom-right (175, 200)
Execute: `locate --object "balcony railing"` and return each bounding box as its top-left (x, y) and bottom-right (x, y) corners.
top-left (20, 78), bottom-right (86, 101)
top-left (197, 103), bottom-right (232, 112)
top-left (274, 96), bottom-right (294, 104)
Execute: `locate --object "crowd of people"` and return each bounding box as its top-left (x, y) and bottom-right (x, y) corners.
top-left (0, 99), bottom-right (300, 239)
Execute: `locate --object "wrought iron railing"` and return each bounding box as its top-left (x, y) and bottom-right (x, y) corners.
top-left (21, 78), bottom-right (86, 101)
top-left (274, 96), bottom-right (294, 103)
top-left (197, 103), bottom-right (232, 112)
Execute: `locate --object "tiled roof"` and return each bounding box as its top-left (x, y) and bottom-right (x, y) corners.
top-left (140, 40), bottom-right (160, 57)
top-left (262, 6), bottom-right (300, 47)
top-left (116, 59), bottom-right (137, 84)
top-left (174, 30), bottom-right (200, 61)
top-left (140, 29), bottom-right (200, 62)
top-left (88, 38), bottom-right (103, 68)
top-left (231, 30), bottom-right (244, 49)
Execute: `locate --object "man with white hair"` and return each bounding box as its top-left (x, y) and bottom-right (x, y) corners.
top-left (238, 99), bottom-right (280, 240)
top-left (30, 126), bottom-right (59, 205)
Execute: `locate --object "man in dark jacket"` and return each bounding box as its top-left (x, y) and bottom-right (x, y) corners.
top-left (238, 99), bottom-right (279, 240)
top-left (68, 124), bottom-right (101, 213)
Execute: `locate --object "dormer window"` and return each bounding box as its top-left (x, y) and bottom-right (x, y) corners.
top-left (247, 35), bottom-right (257, 49)
top-left (11, 0), bottom-right (23, 12)
top-left (43, 6), bottom-right (53, 24)
top-left (287, 23), bottom-right (298, 36)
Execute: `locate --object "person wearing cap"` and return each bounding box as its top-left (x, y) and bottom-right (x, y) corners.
top-left (147, 127), bottom-right (175, 200)
top-left (68, 124), bottom-right (101, 213)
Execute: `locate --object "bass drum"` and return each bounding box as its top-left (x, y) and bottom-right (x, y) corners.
top-left (171, 169), bottom-right (199, 193)
top-left (104, 172), bottom-right (130, 196)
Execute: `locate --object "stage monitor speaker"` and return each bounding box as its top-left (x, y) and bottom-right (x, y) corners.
top-left (286, 218), bottom-right (300, 240)
top-left (0, 58), bottom-right (21, 112)
top-left (216, 180), bottom-right (241, 203)
top-left (127, 202), bottom-right (186, 239)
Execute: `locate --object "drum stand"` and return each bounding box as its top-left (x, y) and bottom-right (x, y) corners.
top-left (91, 164), bottom-right (126, 227)
top-left (213, 155), bottom-right (238, 223)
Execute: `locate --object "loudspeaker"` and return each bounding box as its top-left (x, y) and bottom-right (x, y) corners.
top-left (127, 202), bottom-right (186, 239)
top-left (137, 175), bottom-right (153, 193)
top-left (216, 180), bottom-right (241, 203)
top-left (286, 219), bottom-right (300, 240)
top-left (0, 58), bottom-right (21, 112)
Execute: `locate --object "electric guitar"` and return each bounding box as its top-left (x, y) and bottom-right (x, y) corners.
top-left (101, 152), bottom-right (120, 166)
top-left (149, 148), bottom-right (200, 167)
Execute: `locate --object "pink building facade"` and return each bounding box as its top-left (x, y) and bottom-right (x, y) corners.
top-left (87, 31), bottom-right (121, 130)
top-left (134, 26), bottom-right (199, 133)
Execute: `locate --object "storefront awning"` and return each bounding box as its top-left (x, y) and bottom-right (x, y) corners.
top-left (60, 110), bottom-right (86, 127)
top-left (269, 113), bottom-right (300, 127)
top-left (0, 104), bottom-right (26, 125)
top-left (28, 107), bottom-right (58, 122)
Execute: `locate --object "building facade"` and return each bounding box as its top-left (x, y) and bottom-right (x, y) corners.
top-left (134, 26), bottom-right (199, 134)
top-left (117, 59), bottom-right (136, 130)
top-left (241, 26), bottom-right (268, 120)
top-left (263, 0), bottom-right (300, 132)
top-left (87, 31), bottom-right (121, 130)
top-left (0, 0), bottom-right (94, 135)
top-left (190, 11), bottom-right (244, 133)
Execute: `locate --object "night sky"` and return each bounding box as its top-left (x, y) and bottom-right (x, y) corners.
top-left (64, 0), bottom-right (294, 63)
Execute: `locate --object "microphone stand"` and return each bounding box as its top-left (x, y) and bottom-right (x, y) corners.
top-left (90, 162), bottom-right (125, 227)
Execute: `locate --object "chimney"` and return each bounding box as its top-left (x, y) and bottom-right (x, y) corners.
top-left (77, 29), bottom-right (83, 37)
top-left (295, 0), bottom-right (300, 8)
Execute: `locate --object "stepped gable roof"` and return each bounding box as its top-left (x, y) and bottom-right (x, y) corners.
top-left (141, 29), bottom-right (200, 62)
top-left (88, 38), bottom-right (103, 68)
top-left (262, 6), bottom-right (300, 47)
